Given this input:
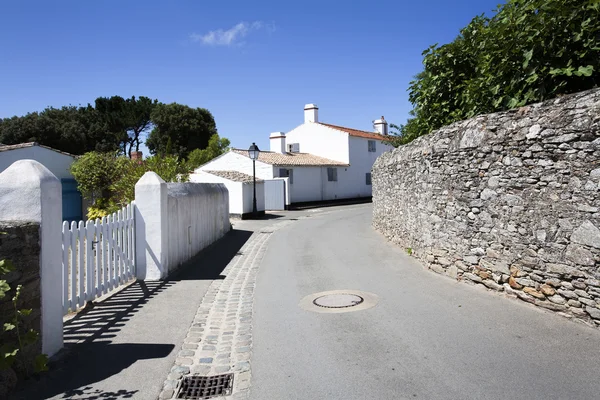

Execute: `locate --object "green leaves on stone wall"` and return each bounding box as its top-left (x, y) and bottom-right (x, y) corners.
top-left (395, 0), bottom-right (600, 145)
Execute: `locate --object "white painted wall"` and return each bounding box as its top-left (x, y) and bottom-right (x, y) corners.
top-left (190, 171), bottom-right (244, 214)
top-left (197, 151), bottom-right (274, 179)
top-left (284, 123), bottom-right (350, 164)
top-left (273, 166), bottom-right (324, 203)
top-left (166, 182), bottom-right (229, 271)
top-left (0, 146), bottom-right (75, 180)
top-left (347, 135), bottom-right (393, 197)
top-left (242, 181), bottom-right (265, 213)
top-left (134, 172), bottom-right (168, 280)
top-left (0, 160), bottom-right (63, 357)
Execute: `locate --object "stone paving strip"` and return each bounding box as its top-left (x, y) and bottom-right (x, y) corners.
top-left (159, 220), bottom-right (293, 400)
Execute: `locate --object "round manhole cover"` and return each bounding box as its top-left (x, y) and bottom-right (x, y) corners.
top-left (313, 294), bottom-right (364, 308)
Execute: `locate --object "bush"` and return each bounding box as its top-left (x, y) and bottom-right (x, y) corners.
top-left (395, 0), bottom-right (600, 144)
top-left (71, 152), bottom-right (189, 218)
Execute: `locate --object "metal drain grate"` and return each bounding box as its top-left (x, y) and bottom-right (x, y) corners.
top-left (176, 374), bottom-right (234, 399)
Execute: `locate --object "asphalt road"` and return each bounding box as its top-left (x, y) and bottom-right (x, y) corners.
top-left (250, 204), bottom-right (600, 400)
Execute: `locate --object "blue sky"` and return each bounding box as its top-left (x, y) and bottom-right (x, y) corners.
top-left (0, 0), bottom-right (500, 154)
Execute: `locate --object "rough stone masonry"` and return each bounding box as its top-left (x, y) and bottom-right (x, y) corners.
top-left (373, 89), bottom-right (600, 326)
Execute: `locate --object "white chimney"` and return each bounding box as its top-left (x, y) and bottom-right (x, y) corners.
top-left (374, 116), bottom-right (388, 135)
top-left (270, 132), bottom-right (286, 153)
top-left (304, 104), bottom-right (318, 123)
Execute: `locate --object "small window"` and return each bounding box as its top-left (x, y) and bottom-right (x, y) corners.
top-left (279, 168), bottom-right (293, 184)
top-left (327, 167), bottom-right (338, 182)
top-left (368, 140), bottom-right (376, 152)
top-left (366, 172), bottom-right (372, 185)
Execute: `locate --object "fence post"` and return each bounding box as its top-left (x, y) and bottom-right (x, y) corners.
top-left (0, 160), bottom-right (63, 357)
top-left (134, 172), bottom-right (168, 280)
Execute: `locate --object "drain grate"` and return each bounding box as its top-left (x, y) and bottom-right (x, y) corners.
top-left (176, 374), bottom-right (234, 399)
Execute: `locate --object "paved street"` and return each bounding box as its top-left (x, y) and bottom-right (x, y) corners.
top-left (250, 204), bottom-right (600, 400)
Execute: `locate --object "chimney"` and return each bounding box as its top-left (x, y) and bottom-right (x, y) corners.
top-left (304, 104), bottom-right (318, 123)
top-left (269, 132), bottom-right (287, 154)
top-left (373, 116), bottom-right (388, 135)
top-left (130, 150), bottom-right (143, 160)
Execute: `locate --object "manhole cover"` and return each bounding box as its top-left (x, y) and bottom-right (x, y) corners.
top-left (176, 373), bottom-right (234, 399)
top-left (299, 290), bottom-right (378, 314)
top-left (313, 294), bottom-right (364, 308)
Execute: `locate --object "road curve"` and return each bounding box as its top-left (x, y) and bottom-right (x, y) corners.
top-left (249, 204), bottom-right (600, 400)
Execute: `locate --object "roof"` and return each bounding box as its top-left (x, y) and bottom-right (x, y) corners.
top-left (204, 170), bottom-right (263, 183)
top-left (0, 142), bottom-right (77, 158)
top-left (319, 123), bottom-right (387, 141)
top-left (231, 149), bottom-right (348, 167)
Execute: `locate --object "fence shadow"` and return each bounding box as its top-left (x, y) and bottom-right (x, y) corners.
top-left (11, 228), bottom-right (254, 400)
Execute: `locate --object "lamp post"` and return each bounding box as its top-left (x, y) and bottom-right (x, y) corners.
top-left (248, 142), bottom-right (260, 218)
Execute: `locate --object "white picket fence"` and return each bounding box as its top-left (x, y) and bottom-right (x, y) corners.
top-left (62, 203), bottom-right (136, 315)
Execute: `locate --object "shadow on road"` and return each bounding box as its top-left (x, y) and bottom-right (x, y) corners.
top-left (11, 228), bottom-right (253, 400)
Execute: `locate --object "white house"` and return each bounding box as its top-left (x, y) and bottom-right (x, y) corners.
top-left (189, 170), bottom-right (266, 218)
top-left (195, 104), bottom-right (393, 204)
top-left (0, 142), bottom-right (84, 221)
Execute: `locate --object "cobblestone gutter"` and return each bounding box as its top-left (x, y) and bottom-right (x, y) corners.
top-left (372, 89), bottom-right (600, 327)
top-left (159, 220), bottom-right (293, 400)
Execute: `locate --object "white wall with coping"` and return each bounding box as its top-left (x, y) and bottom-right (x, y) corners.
top-left (0, 160), bottom-right (63, 357)
top-left (190, 171), bottom-right (244, 214)
top-left (166, 182), bottom-right (229, 271)
top-left (134, 172), bottom-right (230, 280)
top-left (0, 146), bottom-right (75, 180)
top-left (134, 172), bottom-right (168, 280)
top-left (284, 123), bottom-right (350, 164)
top-left (197, 151), bottom-right (274, 180)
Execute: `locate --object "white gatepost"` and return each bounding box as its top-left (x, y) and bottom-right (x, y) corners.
top-left (134, 172), bottom-right (168, 280)
top-left (0, 160), bottom-right (63, 357)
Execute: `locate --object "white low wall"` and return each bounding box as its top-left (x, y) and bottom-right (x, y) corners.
top-left (242, 181), bottom-right (265, 214)
top-left (166, 183), bottom-right (230, 271)
top-left (190, 171), bottom-right (244, 214)
top-left (135, 172), bottom-right (230, 280)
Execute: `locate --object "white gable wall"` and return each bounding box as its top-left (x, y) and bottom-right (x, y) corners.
top-left (347, 136), bottom-right (393, 197)
top-left (0, 146), bottom-right (75, 179)
top-left (284, 123), bottom-right (350, 164)
top-left (197, 151), bottom-right (274, 180)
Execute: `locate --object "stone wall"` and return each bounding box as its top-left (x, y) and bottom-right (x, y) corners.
top-left (0, 222), bottom-right (42, 395)
top-left (373, 89), bottom-right (600, 326)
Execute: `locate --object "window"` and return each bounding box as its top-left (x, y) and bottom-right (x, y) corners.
top-left (368, 140), bottom-right (376, 152)
top-left (327, 167), bottom-right (338, 182)
top-left (366, 172), bottom-right (372, 185)
top-left (279, 168), bottom-right (293, 184)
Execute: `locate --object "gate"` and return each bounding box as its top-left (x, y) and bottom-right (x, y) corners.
top-left (264, 179), bottom-right (286, 210)
top-left (61, 179), bottom-right (83, 222)
top-left (62, 202), bottom-right (136, 315)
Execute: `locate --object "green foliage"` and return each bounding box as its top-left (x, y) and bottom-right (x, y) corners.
top-left (400, 0), bottom-right (600, 143)
top-left (146, 103), bottom-right (218, 159)
top-left (0, 254), bottom-right (48, 375)
top-left (72, 152), bottom-right (190, 217)
top-left (186, 134), bottom-right (231, 170)
top-left (70, 151), bottom-right (129, 204)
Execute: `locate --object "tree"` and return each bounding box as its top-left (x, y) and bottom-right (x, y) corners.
top-left (400, 0), bottom-right (600, 143)
top-left (94, 95), bottom-right (157, 156)
top-left (186, 134), bottom-right (230, 169)
top-left (146, 103), bottom-right (217, 159)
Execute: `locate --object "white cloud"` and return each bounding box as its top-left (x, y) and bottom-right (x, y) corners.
top-left (190, 21), bottom-right (271, 46)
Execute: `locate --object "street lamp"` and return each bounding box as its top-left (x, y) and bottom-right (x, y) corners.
top-left (248, 142), bottom-right (260, 217)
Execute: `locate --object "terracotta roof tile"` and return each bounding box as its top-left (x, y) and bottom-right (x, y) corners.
top-left (231, 149), bottom-right (348, 167)
top-left (319, 123), bottom-right (387, 141)
top-left (205, 170), bottom-right (263, 183)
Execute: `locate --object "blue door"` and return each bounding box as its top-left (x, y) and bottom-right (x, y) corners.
top-left (61, 179), bottom-right (83, 222)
